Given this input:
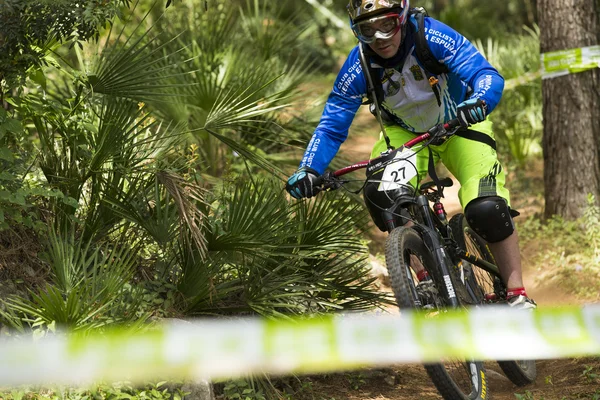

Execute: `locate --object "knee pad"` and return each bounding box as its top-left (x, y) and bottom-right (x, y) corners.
top-left (464, 196), bottom-right (516, 243)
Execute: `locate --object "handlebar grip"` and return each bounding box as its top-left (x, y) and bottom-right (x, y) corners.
top-left (444, 118), bottom-right (461, 130)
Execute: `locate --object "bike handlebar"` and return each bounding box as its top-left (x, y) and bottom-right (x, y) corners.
top-left (312, 118), bottom-right (461, 189)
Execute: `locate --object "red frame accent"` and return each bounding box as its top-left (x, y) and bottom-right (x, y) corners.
top-left (331, 122), bottom-right (455, 178)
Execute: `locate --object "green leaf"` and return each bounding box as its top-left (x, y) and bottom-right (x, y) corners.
top-left (0, 147), bottom-right (14, 162)
top-left (0, 172), bottom-right (15, 181)
top-left (30, 68), bottom-right (47, 91)
top-left (62, 197), bottom-right (79, 208)
top-left (10, 192), bottom-right (26, 206)
top-left (0, 119), bottom-right (24, 136)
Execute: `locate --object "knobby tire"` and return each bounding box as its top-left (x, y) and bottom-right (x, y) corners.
top-left (449, 213), bottom-right (537, 386)
top-left (385, 227), bottom-right (488, 400)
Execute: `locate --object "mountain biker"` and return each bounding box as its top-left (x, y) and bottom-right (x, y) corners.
top-left (285, 0), bottom-right (536, 309)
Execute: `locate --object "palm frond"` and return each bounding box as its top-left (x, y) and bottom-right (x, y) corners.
top-left (202, 128), bottom-right (284, 178)
top-left (103, 174), bottom-right (180, 247)
top-left (203, 74), bottom-right (290, 132)
top-left (239, 0), bottom-right (311, 60)
top-left (88, 3), bottom-right (198, 102)
top-left (176, 178), bottom-right (388, 317)
top-left (2, 229), bottom-right (141, 330)
top-left (157, 170), bottom-right (208, 258)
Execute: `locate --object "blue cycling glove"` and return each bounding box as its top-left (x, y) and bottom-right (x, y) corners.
top-left (456, 98), bottom-right (487, 127)
top-left (286, 167), bottom-right (320, 199)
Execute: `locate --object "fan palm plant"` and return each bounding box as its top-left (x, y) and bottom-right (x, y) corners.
top-left (0, 228), bottom-right (143, 331)
top-left (2, 0), bottom-right (387, 333)
top-left (177, 179), bottom-right (389, 317)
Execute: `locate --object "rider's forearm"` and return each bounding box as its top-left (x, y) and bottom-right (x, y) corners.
top-left (298, 94), bottom-right (361, 174)
top-left (299, 129), bottom-right (346, 175)
top-left (469, 70), bottom-right (504, 114)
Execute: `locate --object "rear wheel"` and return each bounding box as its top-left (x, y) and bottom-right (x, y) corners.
top-left (385, 227), bottom-right (488, 399)
top-left (449, 213), bottom-right (537, 386)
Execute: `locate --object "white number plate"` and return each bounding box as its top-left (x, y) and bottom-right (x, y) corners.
top-left (378, 149), bottom-right (417, 191)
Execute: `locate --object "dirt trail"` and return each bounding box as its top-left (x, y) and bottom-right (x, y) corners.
top-left (316, 110), bottom-right (600, 400)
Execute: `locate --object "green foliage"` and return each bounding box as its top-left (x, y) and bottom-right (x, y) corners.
top-left (346, 372), bottom-right (367, 390)
top-left (177, 179), bottom-right (389, 317)
top-left (0, 1), bottom-right (386, 364)
top-left (218, 374), bottom-right (319, 400)
top-left (517, 196), bottom-right (600, 301)
top-left (0, 0), bottom-right (131, 91)
top-left (418, 0), bottom-right (537, 41)
top-left (0, 0), bottom-right (386, 333)
top-left (582, 364), bottom-right (600, 384)
top-left (223, 379), bottom-right (266, 400)
top-left (0, 107), bottom-right (77, 231)
top-left (583, 194), bottom-right (600, 253)
top-left (144, 0), bottom-right (316, 179)
top-left (0, 228), bottom-right (146, 331)
top-left (514, 391), bottom-right (536, 400)
top-left (476, 27), bottom-right (542, 167)
top-left (0, 381), bottom-right (189, 400)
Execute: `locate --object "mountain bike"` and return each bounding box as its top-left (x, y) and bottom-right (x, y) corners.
top-left (312, 120), bottom-right (537, 400)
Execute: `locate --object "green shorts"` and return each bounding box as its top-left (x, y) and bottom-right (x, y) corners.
top-left (370, 120), bottom-right (510, 208)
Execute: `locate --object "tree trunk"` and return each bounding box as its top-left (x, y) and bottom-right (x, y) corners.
top-left (538, 0), bottom-right (600, 219)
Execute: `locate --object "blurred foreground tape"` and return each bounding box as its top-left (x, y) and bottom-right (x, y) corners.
top-left (1, 305), bottom-right (600, 386)
top-left (542, 45), bottom-right (600, 79)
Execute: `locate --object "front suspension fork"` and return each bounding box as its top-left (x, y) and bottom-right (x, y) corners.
top-left (416, 195), bottom-right (460, 308)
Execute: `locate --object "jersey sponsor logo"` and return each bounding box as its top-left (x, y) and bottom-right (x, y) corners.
top-left (410, 65), bottom-right (424, 81)
top-left (301, 137), bottom-right (320, 167)
top-left (476, 74), bottom-right (493, 96)
top-left (337, 59), bottom-right (362, 95)
top-left (424, 28), bottom-right (457, 55)
top-left (383, 69), bottom-right (402, 96)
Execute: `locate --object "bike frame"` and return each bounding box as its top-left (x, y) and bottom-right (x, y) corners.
top-left (318, 121), bottom-right (503, 308)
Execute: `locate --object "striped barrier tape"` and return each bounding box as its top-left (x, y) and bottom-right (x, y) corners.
top-left (504, 71), bottom-right (541, 90)
top-left (495, 45), bottom-right (600, 88)
top-left (541, 45), bottom-right (600, 79)
top-left (1, 304), bottom-right (600, 386)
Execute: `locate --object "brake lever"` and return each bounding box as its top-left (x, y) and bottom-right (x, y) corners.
top-left (313, 171), bottom-right (343, 193)
top-left (428, 123), bottom-right (452, 146)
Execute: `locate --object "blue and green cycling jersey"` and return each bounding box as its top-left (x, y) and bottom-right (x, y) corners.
top-left (299, 15), bottom-right (504, 174)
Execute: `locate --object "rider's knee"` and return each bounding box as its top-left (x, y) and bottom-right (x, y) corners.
top-left (464, 196), bottom-right (519, 243)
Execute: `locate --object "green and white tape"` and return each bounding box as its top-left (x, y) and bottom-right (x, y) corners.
top-left (541, 45), bottom-right (600, 79)
top-left (1, 305), bottom-right (600, 386)
top-left (505, 71), bottom-right (542, 90)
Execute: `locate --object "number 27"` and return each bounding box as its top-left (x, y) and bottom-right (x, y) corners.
top-left (390, 167), bottom-right (406, 182)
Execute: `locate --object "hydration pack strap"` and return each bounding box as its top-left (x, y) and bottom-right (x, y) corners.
top-left (455, 128), bottom-right (497, 151)
top-left (426, 128), bottom-right (497, 196)
top-left (359, 42), bottom-right (393, 151)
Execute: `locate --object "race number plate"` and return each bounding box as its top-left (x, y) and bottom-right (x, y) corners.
top-left (378, 149), bottom-right (417, 191)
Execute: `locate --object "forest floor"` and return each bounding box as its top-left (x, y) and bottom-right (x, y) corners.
top-left (293, 104), bottom-right (600, 400)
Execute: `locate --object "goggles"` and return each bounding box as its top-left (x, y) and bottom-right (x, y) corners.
top-left (351, 13), bottom-right (406, 44)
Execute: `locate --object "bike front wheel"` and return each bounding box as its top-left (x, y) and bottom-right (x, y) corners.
top-left (385, 227), bottom-right (488, 400)
top-left (449, 213), bottom-right (537, 386)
